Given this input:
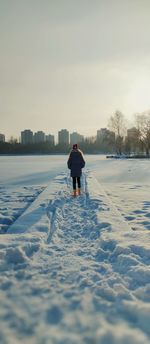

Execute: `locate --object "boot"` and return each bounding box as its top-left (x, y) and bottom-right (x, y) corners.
top-left (73, 190), bottom-right (76, 197)
top-left (78, 188), bottom-right (81, 195)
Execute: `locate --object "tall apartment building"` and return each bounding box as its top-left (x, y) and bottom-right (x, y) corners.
top-left (0, 133), bottom-right (5, 142)
top-left (58, 129), bottom-right (69, 145)
top-left (21, 130), bottom-right (33, 144)
top-left (127, 127), bottom-right (139, 139)
top-left (70, 132), bottom-right (84, 145)
top-left (97, 128), bottom-right (115, 141)
top-left (97, 128), bottom-right (108, 139)
top-left (34, 131), bottom-right (45, 143)
top-left (46, 134), bottom-right (55, 145)
top-left (126, 127), bottom-right (139, 153)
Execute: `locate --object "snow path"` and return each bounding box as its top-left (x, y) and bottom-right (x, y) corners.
top-left (0, 173), bottom-right (150, 344)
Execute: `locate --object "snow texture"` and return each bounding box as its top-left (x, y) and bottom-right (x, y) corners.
top-left (0, 155), bottom-right (150, 344)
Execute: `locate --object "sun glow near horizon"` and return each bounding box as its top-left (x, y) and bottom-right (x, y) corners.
top-left (123, 73), bottom-right (150, 116)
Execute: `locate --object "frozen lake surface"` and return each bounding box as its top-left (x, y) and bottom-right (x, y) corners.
top-left (0, 155), bottom-right (150, 343)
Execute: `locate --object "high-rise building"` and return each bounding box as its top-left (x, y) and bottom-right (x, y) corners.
top-left (70, 132), bottom-right (84, 145)
top-left (58, 129), bottom-right (69, 145)
top-left (21, 130), bottom-right (33, 144)
top-left (34, 131), bottom-right (45, 143)
top-left (97, 128), bottom-right (108, 139)
top-left (46, 134), bottom-right (55, 145)
top-left (127, 127), bottom-right (139, 139)
top-left (0, 134), bottom-right (5, 142)
top-left (97, 128), bottom-right (115, 141)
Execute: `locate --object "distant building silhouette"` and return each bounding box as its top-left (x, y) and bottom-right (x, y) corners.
top-left (70, 132), bottom-right (84, 145)
top-left (0, 133), bottom-right (5, 142)
top-left (127, 127), bottom-right (139, 139)
top-left (21, 130), bottom-right (33, 144)
top-left (34, 131), bottom-right (45, 143)
top-left (58, 129), bottom-right (69, 145)
top-left (46, 134), bottom-right (55, 145)
top-left (97, 128), bottom-right (108, 139)
top-left (97, 128), bottom-right (115, 141)
top-left (126, 127), bottom-right (139, 154)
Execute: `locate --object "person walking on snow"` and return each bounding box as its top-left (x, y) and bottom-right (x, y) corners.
top-left (67, 144), bottom-right (85, 196)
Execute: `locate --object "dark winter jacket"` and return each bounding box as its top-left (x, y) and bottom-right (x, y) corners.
top-left (67, 149), bottom-right (85, 177)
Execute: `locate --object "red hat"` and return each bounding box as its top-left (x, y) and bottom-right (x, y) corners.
top-left (73, 144), bottom-right (78, 150)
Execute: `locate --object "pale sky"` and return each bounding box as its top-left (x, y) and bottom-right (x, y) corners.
top-left (1, 0), bottom-right (150, 140)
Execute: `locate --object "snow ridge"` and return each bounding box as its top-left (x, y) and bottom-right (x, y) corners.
top-left (0, 186), bottom-right (44, 234)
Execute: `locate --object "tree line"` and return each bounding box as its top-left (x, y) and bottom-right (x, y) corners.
top-left (0, 110), bottom-right (150, 155)
top-left (108, 110), bottom-right (150, 156)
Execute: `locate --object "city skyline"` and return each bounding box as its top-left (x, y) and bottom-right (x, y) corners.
top-left (1, 126), bottom-right (116, 144)
top-left (1, 1), bottom-right (150, 140)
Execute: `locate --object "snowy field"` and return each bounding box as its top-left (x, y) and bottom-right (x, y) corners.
top-left (0, 155), bottom-right (150, 344)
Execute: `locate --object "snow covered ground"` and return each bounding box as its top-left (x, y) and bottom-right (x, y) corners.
top-left (0, 155), bottom-right (150, 344)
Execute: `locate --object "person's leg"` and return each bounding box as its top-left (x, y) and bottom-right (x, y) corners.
top-left (72, 177), bottom-right (77, 196)
top-left (77, 177), bottom-right (81, 189)
top-left (77, 177), bottom-right (81, 194)
top-left (72, 177), bottom-right (76, 190)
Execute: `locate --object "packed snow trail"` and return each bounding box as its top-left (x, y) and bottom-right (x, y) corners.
top-left (0, 173), bottom-right (150, 344)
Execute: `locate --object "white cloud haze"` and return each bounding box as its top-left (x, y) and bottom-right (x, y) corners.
top-left (1, 0), bottom-right (150, 140)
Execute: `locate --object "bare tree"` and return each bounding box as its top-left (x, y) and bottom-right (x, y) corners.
top-left (108, 110), bottom-right (126, 137)
top-left (135, 111), bottom-right (150, 156)
top-left (108, 110), bottom-right (126, 154)
top-left (8, 136), bottom-right (18, 144)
